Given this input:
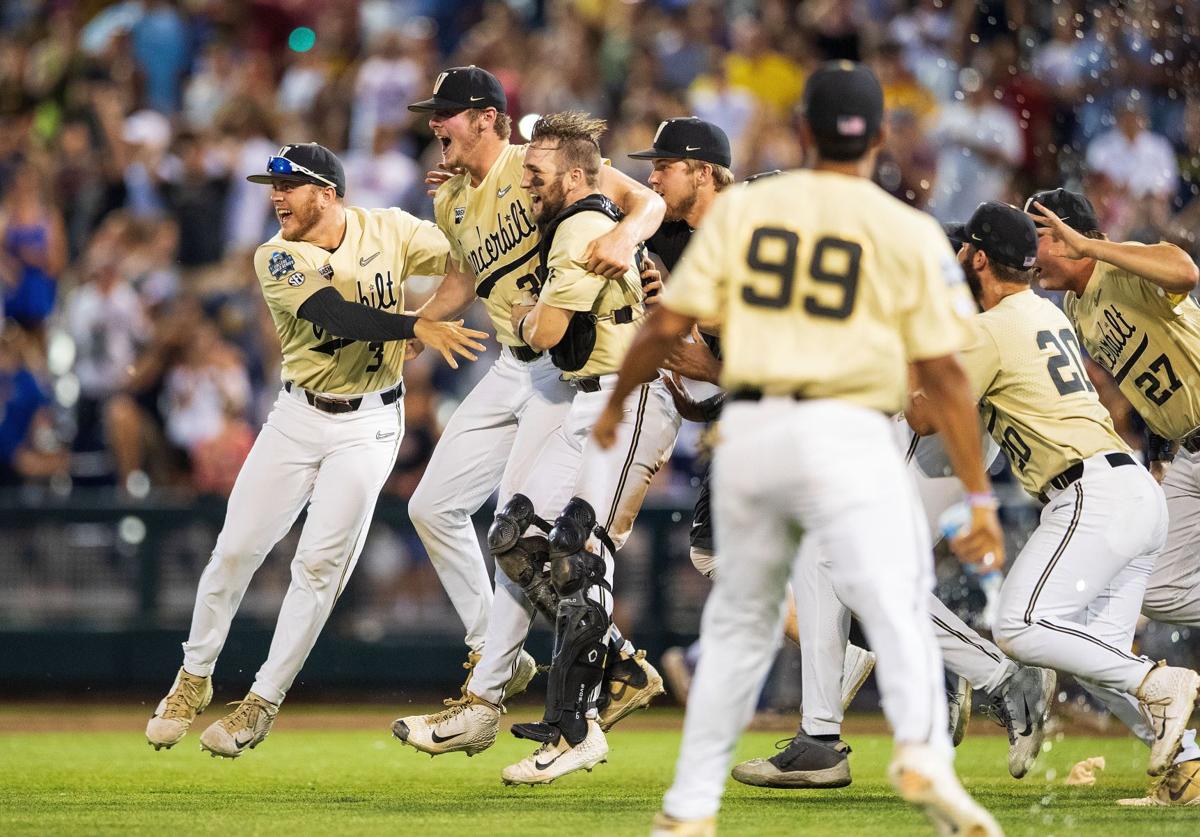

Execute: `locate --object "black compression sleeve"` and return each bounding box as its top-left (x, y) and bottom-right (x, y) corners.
top-left (296, 287), bottom-right (418, 341)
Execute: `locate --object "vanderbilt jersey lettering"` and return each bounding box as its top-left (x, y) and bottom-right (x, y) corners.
top-left (959, 290), bottom-right (1128, 496)
top-left (538, 212), bottom-right (643, 379)
top-left (1063, 257), bottom-right (1200, 441)
top-left (254, 206), bottom-right (449, 395)
top-left (660, 169), bottom-right (976, 414)
top-left (434, 143), bottom-right (540, 346)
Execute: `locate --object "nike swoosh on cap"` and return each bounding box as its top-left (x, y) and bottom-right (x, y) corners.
top-left (684, 146), bottom-right (701, 151)
top-left (470, 96), bottom-right (485, 102)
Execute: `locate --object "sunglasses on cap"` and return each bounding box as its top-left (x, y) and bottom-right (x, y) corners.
top-left (265, 156), bottom-right (337, 189)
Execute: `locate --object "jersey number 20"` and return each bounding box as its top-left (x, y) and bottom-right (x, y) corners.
top-left (742, 228), bottom-right (862, 320)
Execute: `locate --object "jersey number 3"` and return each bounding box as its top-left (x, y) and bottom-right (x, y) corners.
top-left (742, 228), bottom-right (861, 320)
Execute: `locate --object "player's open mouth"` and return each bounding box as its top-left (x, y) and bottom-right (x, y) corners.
top-left (277, 209), bottom-right (293, 222)
top-left (439, 136), bottom-right (451, 154)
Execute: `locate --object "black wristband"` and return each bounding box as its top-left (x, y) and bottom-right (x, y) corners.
top-left (517, 314), bottom-right (529, 344)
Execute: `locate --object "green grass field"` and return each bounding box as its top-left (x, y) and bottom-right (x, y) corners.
top-left (0, 704), bottom-right (1195, 836)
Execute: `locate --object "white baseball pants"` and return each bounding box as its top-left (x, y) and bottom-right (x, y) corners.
top-left (663, 400), bottom-right (951, 821)
top-left (407, 351), bottom-right (575, 652)
top-left (181, 387), bottom-right (403, 705)
top-left (1143, 447), bottom-right (1200, 626)
top-left (992, 455), bottom-right (1166, 692)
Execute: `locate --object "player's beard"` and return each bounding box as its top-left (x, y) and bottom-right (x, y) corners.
top-left (664, 184), bottom-right (697, 223)
top-left (960, 252), bottom-right (985, 309)
top-left (280, 191), bottom-right (322, 241)
top-left (532, 178), bottom-right (568, 234)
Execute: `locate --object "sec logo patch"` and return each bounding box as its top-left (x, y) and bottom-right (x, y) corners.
top-left (287, 272), bottom-right (305, 287)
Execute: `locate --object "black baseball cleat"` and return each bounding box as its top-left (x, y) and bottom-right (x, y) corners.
top-left (731, 731), bottom-right (852, 788)
top-left (982, 665), bottom-right (1056, 778)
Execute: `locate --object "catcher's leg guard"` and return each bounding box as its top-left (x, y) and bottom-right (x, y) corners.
top-left (513, 498), bottom-right (612, 746)
top-left (488, 495), bottom-right (558, 620)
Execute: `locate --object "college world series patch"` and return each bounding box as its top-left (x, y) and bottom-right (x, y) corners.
top-left (268, 250), bottom-right (296, 279)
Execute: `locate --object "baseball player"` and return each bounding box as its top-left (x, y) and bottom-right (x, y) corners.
top-left (480, 112), bottom-right (681, 785)
top-left (145, 143), bottom-right (486, 757)
top-left (907, 199), bottom-right (1200, 781)
top-left (630, 121), bottom-right (878, 706)
top-left (392, 68), bottom-right (667, 754)
top-left (1028, 187), bottom-right (1200, 805)
top-left (597, 63), bottom-right (1004, 836)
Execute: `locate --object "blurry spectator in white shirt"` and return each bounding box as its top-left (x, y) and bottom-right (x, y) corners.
top-left (928, 65), bottom-right (1023, 223)
top-left (1086, 95), bottom-right (1179, 205)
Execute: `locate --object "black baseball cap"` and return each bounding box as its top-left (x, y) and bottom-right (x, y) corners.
top-left (407, 65), bottom-right (507, 113)
top-left (247, 143), bottom-right (346, 196)
top-left (943, 222), bottom-right (968, 251)
top-left (801, 61), bottom-right (884, 161)
top-left (965, 201), bottom-right (1039, 270)
top-left (629, 117), bottom-right (732, 169)
top-left (1024, 188), bottom-right (1101, 233)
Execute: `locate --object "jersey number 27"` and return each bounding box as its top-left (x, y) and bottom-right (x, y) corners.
top-left (742, 228), bottom-right (862, 320)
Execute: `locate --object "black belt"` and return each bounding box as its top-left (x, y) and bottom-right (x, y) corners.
top-left (506, 344), bottom-right (543, 363)
top-left (574, 376), bottom-right (602, 393)
top-left (1181, 428), bottom-right (1200, 454)
top-left (285, 380), bottom-right (404, 414)
top-left (730, 388), bottom-right (806, 402)
top-left (1043, 452), bottom-right (1135, 496)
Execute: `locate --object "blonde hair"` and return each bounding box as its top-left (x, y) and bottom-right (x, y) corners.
top-left (684, 158), bottom-right (735, 191)
top-left (530, 111), bottom-right (607, 185)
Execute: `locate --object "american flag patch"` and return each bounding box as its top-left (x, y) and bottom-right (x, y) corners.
top-left (837, 115), bottom-right (866, 136)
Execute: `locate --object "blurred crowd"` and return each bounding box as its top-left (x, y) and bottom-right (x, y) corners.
top-left (0, 0), bottom-right (1198, 498)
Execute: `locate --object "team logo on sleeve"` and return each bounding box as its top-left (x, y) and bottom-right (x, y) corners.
top-left (268, 250), bottom-right (296, 279)
top-left (454, 207), bottom-right (466, 224)
top-left (287, 272), bottom-right (305, 287)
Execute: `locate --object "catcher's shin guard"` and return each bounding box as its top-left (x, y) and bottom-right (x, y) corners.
top-left (523, 498), bottom-right (613, 746)
top-left (488, 494), bottom-right (558, 620)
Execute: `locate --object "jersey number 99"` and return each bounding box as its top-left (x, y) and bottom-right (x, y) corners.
top-left (742, 228), bottom-right (862, 320)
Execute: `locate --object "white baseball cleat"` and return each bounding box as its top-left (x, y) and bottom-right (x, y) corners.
top-left (599, 648), bottom-right (665, 731)
top-left (947, 675), bottom-right (972, 748)
top-left (650, 812), bottom-right (717, 836)
top-left (1116, 758), bottom-right (1200, 806)
top-left (888, 743), bottom-right (1003, 836)
top-left (841, 645), bottom-right (876, 711)
top-left (983, 665), bottom-right (1055, 779)
top-left (504, 650), bottom-right (539, 702)
top-left (146, 667), bottom-right (213, 750)
top-left (1134, 662), bottom-right (1200, 776)
top-left (501, 720), bottom-right (608, 785)
top-left (199, 692), bottom-right (278, 758)
top-left (392, 691), bottom-right (500, 756)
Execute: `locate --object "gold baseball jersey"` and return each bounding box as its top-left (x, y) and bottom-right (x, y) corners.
top-left (254, 206), bottom-right (449, 395)
top-left (538, 211), bottom-right (643, 379)
top-left (959, 290), bottom-right (1129, 496)
top-left (660, 169), bottom-right (976, 414)
top-left (434, 143), bottom-right (540, 346)
top-left (1063, 257), bottom-right (1200, 441)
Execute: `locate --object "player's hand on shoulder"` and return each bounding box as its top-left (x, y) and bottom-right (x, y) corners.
top-left (950, 505), bottom-right (1005, 571)
top-left (584, 227), bottom-right (638, 280)
top-left (404, 338), bottom-right (425, 360)
top-left (412, 319), bottom-right (488, 369)
top-left (425, 164), bottom-right (462, 196)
